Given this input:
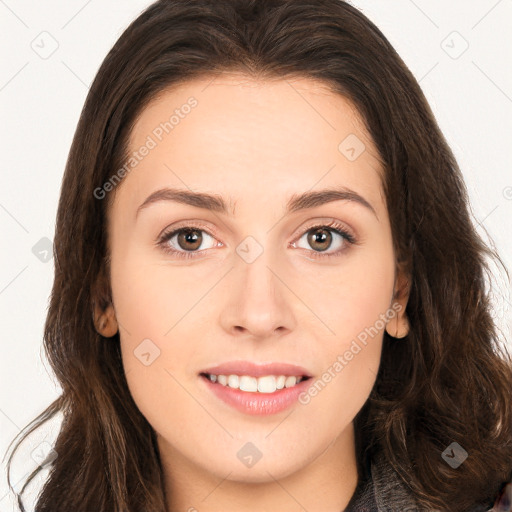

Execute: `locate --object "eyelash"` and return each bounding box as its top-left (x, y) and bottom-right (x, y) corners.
top-left (156, 219), bottom-right (357, 261)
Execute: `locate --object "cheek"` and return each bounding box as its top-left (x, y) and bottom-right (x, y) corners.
top-left (292, 247), bottom-right (395, 347)
top-left (109, 245), bottom-right (204, 342)
top-left (114, 265), bottom-right (201, 443)
top-left (295, 248), bottom-right (394, 405)
top-left (308, 341), bottom-right (382, 439)
top-left (336, 268), bottom-right (394, 344)
top-left (297, 288), bottom-right (386, 429)
top-left (112, 260), bottom-right (202, 380)
top-left (110, 248), bottom-right (208, 418)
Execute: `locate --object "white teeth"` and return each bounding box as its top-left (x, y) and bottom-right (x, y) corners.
top-left (206, 373), bottom-right (306, 393)
top-left (227, 375), bottom-right (239, 388)
top-left (284, 376), bottom-right (297, 388)
top-left (239, 375), bottom-right (258, 392)
top-left (257, 375), bottom-right (276, 393)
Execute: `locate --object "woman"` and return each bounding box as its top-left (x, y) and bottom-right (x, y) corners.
top-left (6, 0), bottom-right (512, 510)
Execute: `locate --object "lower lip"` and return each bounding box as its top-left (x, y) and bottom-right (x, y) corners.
top-left (200, 375), bottom-right (312, 416)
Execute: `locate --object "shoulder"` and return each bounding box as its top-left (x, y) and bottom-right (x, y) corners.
top-left (368, 451), bottom-right (512, 512)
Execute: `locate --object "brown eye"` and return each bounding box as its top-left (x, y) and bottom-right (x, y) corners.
top-left (292, 221), bottom-right (356, 259)
top-left (158, 226), bottom-right (218, 258)
top-left (176, 228), bottom-right (203, 251)
top-left (307, 227), bottom-right (332, 252)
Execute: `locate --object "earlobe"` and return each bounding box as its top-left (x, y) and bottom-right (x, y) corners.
top-left (385, 307), bottom-right (409, 339)
top-left (386, 269), bottom-right (411, 339)
top-left (93, 303), bottom-right (118, 338)
top-left (91, 264), bottom-right (118, 338)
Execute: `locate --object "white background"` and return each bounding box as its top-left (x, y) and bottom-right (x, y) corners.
top-left (1, 1), bottom-right (511, 509)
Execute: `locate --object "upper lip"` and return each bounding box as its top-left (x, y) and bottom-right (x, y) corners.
top-left (200, 361), bottom-right (313, 378)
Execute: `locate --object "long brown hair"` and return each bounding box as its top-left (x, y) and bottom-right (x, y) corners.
top-left (6, 1), bottom-right (512, 510)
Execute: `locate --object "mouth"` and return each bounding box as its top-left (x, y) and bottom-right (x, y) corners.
top-left (199, 372), bottom-right (311, 393)
top-left (198, 361), bottom-right (314, 415)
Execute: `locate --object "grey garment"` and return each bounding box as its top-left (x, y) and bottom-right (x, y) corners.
top-left (344, 451), bottom-right (500, 512)
top-left (369, 451), bottom-right (421, 512)
top-left (344, 450), bottom-right (419, 512)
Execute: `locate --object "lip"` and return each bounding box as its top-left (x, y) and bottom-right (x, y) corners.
top-left (200, 360), bottom-right (313, 378)
top-left (200, 373), bottom-right (313, 416)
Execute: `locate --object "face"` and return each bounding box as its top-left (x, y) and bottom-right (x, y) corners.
top-left (104, 73), bottom-right (405, 484)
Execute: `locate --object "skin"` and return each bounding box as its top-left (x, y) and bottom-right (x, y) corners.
top-left (97, 73), bottom-right (410, 512)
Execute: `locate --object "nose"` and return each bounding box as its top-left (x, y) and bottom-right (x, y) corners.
top-left (219, 249), bottom-right (297, 340)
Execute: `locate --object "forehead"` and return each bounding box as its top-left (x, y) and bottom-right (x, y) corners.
top-left (114, 72), bottom-right (386, 218)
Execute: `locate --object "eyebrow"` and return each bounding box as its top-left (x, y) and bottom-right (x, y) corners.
top-left (136, 186), bottom-right (378, 220)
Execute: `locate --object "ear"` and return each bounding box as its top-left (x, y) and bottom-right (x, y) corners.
top-left (385, 263), bottom-right (411, 339)
top-left (91, 262), bottom-right (118, 338)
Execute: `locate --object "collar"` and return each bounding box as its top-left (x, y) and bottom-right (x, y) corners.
top-left (344, 450), bottom-right (418, 512)
top-left (344, 450), bottom-right (512, 511)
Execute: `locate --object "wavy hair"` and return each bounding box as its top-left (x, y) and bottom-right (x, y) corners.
top-left (5, 0), bottom-right (512, 510)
